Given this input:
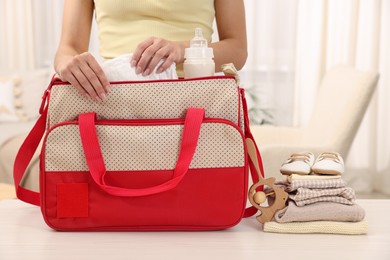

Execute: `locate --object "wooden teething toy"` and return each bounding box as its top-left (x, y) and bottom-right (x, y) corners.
top-left (248, 178), bottom-right (288, 223)
top-left (246, 138), bottom-right (288, 223)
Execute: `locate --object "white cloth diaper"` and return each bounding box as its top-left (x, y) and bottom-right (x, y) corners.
top-left (101, 54), bottom-right (178, 82)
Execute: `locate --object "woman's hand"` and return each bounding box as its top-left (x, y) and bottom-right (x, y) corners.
top-left (131, 37), bottom-right (186, 76)
top-left (54, 0), bottom-right (110, 102)
top-left (56, 52), bottom-right (110, 102)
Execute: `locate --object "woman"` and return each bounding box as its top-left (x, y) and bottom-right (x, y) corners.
top-left (54, 0), bottom-right (247, 102)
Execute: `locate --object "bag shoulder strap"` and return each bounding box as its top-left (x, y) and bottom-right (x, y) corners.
top-left (13, 107), bottom-right (47, 206)
top-left (13, 76), bottom-right (54, 207)
top-left (240, 88), bottom-right (265, 218)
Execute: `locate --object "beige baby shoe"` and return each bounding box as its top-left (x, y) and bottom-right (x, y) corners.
top-left (280, 152), bottom-right (315, 175)
top-left (311, 152), bottom-right (344, 175)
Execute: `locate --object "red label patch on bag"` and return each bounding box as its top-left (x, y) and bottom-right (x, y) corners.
top-left (57, 183), bottom-right (88, 218)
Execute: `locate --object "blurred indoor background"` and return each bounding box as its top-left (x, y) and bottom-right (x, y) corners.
top-left (0, 0), bottom-right (389, 198)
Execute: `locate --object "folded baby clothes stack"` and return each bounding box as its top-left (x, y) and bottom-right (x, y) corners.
top-left (264, 153), bottom-right (368, 235)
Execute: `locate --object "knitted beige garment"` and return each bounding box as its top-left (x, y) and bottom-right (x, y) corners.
top-left (274, 201), bottom-right (365, 223)
top-left (263, 220), bottom-right (368, 235)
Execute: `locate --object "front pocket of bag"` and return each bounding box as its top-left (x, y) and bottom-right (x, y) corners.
top-left (41, 118), bottom-right (248, 231)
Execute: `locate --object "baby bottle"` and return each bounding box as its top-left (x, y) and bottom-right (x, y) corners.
top-left (183, 28), bottom-right (215, 78)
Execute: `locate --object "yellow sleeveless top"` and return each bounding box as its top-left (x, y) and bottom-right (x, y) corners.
top-left (94, 0), bottom-right (215, 66)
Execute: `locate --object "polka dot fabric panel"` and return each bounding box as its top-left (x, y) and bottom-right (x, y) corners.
top-left (48, 78), bottom-right (240, 129)
top-left (44, 122), bottom-right (245, 172)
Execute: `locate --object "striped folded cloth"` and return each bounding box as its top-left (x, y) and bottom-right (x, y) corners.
top-left (289, 187), bottom-right (356, 206)
top-left (275, 178), bottom-right (347, 193)
top-left (285, 178), bottom-right (346, 192)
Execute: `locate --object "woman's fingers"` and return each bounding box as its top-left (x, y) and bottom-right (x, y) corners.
top-left (61, 71), bottom-right (89, 98)
top-left (131, 38), bottom-right (155, 72)
top-left (77, 62), bottom-right (107, 101)
top-left (156, 53), bottom-right (176, 74)
top-left (147, 47), bottom-right (176, 75)
top-left (131, 37), bottom-right (180, 76)
top-left (82, 53), bottom-right (110, 92)
top-left (71, 66), bottom-right (102, 101)
top-left (57, 52), bottom-right (110, 102)
top-left (135, 40), bottom-right (162, 75)
top-left (74, 53), bottom-right (109, 101)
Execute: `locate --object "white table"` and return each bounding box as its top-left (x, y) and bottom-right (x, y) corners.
top-left (1, 199), bottom-right (389, 260)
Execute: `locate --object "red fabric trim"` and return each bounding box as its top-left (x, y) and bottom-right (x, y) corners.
top-left (51, 75), bottom-right (236, 85)
top-left (47, 117), bottom-right (242, 134)
top-left (237, 88), bottom-right (242, 127)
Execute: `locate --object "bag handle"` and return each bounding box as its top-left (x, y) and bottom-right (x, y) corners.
top-left (78, 108), bottom-right (204, 197)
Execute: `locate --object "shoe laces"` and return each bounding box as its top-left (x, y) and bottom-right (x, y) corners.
top-left (317, 152), bottom-right (341, 163)
top-left (284, 152), bottom-right (312, 164)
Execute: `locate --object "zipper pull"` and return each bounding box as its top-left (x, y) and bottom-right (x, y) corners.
top-left (39, 89), bottom-right (50, 115)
